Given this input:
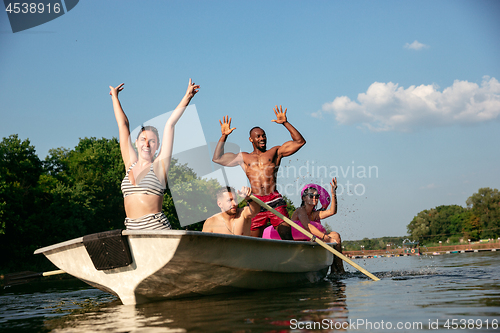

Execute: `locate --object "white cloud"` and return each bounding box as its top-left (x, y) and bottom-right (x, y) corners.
top-left (318, 76), bottom-right (500, 132)
top-left (404, 40), bottom-right (429, 50)
top-left (420, 183), bottom-right (437, 190)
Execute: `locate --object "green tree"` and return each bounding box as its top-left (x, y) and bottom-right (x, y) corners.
top-left (0, 135), bottom-right (44, 270)
top-left (466, 188), bottom-right (500, 239)
top-left (449, 210), bottom-right (472, 236)
top-left (164, 160), bottom-right (221, 231)
top-left (429, 205), bottom-right (467, 242)
top-left (407, 205), bottom-right (467, 242)
top-left (38, 137), bottom-right (126, 238)
top-left (407, 209), bottom-right (435, 240)
top-left (43, 147), bottom-right (70, 177)
top-left (462, 214), bottom-right (482, 241)
top-left (283, 195), bottom-right (296, 218)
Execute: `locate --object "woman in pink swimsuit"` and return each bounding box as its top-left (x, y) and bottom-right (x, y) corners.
top-left (291, 177), bottom-right (345, 274)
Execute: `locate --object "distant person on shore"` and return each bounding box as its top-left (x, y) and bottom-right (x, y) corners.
top-left (291, 178), bottom-right (345, 274)
top-left (212, 106), bottom-right (306, 239)
top-left (202, 186), bottom-right (260, 235)
top-left (110, 79), bottom-right (200, 230)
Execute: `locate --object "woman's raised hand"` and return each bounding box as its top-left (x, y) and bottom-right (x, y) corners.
top-left (331, 177), bottom-right (337, 195)
top-left (219, 115), bottom-right (236, 136)
top-left (109, 83), bottom-right (124, 97)
top-left (185, 78), bottom-right (200, 98)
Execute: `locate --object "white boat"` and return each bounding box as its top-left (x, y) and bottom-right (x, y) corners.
top-left (34, 230), bottom-right (333, 305)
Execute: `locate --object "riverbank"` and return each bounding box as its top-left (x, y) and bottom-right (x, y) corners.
top-left (344, 239), bottom-right (500, 258)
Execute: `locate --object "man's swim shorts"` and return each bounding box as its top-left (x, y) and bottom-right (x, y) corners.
top-left (251, 191), bottom-right (289, 230)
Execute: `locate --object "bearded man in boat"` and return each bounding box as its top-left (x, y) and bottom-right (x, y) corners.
top-left (202, 186), bottom-right (260, 235)
top-left (212, 106), bottom-right (306, 239)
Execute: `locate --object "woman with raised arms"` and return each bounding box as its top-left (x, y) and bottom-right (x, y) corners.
top-left (109, 79), bottom-right (200, 230)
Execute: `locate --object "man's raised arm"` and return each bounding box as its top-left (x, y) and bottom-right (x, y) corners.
top-left (237, 187), bottom-right (260, 220)
top-left (272, 105), bottom-right (306, 157)
top-left (212, 115), bottom-right (243, 167)
top-left (234, 187), bottom-right (260, 236)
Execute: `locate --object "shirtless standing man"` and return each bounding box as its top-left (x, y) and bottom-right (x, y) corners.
top-left (212, 106), bottom-right (306, 239)
top-left (202, 186), bottom-right (260, 236)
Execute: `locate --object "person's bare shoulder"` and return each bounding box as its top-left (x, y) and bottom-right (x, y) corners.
top-left (291, 206), bottom-right (304, 220)
top-left (202, 214), bottom-right (220, 232)
top-left (240, 151), bottom-right (251, 161)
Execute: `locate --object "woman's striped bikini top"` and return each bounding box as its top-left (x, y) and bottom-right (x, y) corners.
top-left (121, 162), bottom-right (165, 198)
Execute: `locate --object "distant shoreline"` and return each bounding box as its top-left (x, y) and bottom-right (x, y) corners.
top-left (345, 239), bottom-right (500, 258)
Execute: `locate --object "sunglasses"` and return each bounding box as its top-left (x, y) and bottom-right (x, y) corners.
top-left (306, 193), bottom-right (320, 199)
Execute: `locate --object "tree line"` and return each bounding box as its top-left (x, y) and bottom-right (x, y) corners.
top-left (406, 188), bottom-right (500, 244)
top-left (343, 236), bottom-right (408, 251)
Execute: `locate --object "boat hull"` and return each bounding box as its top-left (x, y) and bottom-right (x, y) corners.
top-left (35, 230), bottom-right (333, 305)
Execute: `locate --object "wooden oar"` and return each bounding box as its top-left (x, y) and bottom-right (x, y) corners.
top-left (250, 195), bottom-right (380, 281)
top-left (2, 270), bottom-right (66, 287)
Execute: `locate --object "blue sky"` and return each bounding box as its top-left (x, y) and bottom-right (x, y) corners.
top-left (1, 1), bottom-right (499, 240)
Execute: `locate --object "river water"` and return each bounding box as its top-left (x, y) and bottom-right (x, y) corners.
top-left (1, 251), bottom-right (499, 332)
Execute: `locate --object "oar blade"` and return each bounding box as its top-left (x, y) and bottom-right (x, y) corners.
top-left (2, 270), bottom-right (66, 287)
top-left (2, 271), bottom-right (43, 287)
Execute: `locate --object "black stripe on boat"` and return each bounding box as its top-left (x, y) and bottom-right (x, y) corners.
top-left (83, 230), bottom-right (133, 270)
